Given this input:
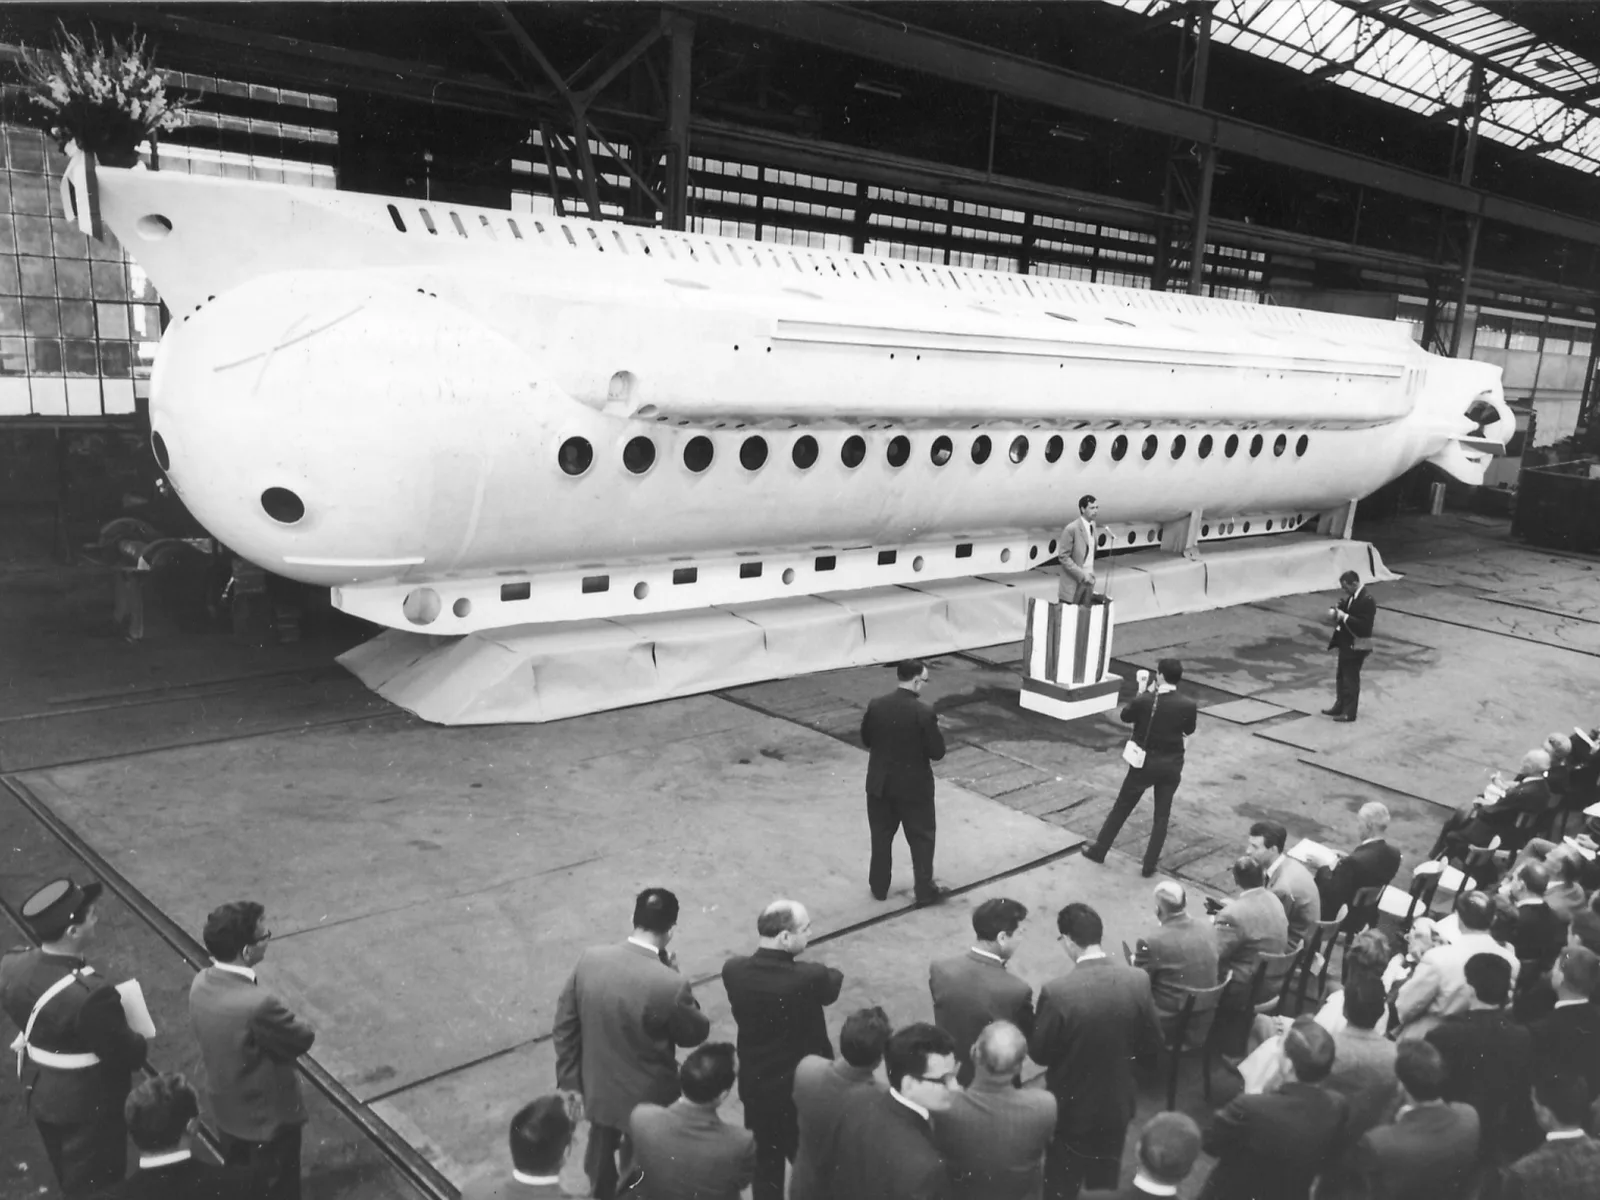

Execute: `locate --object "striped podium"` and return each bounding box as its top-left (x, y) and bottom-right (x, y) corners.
top-left (1018, 597), bottom-right (1123, 721)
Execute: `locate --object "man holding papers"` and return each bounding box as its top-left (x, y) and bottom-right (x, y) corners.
top-left (0, 876), bottom-right (151, 1197)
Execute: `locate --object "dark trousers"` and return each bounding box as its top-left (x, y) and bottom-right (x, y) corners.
top-left (1332, 647), bottom-right (1370, 718)
top-left (585, 1121), bottom-right (628, 1200)
top-left (220, 1124), bottom-right (302, 1200)
top-left (1090, 759), bottom-right (1183, 873)
top-left (745, 1100), bottom-right (798, 1200)
top-left (35, 1113), bottom-right (128, 1198)
top-left (867, 791), bottom-right (937, 898)
top-left (1044, 1122), bottom-right (1126, 1200)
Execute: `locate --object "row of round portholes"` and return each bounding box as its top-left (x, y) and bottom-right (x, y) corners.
top-left (557, 430), bottom-right (1312, 477)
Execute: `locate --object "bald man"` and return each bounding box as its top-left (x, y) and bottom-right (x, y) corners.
top-left (1132, 882), bottom-right (1218, 1048)
top-left (933, 1022), bottom-right (1057, 1200)
top-left (722, 900), bottom-right (845, 1200)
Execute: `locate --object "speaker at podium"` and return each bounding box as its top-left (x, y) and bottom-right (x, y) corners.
top-left (1018, 596), bottom-right (1123, 721)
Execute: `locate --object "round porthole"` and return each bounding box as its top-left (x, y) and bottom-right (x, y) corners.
top-left (452, 597), bottom-right (472, 618)
top-left (930, 435), bottom-right (953, 465)
top-left (1243, 521), bottom-right (1252, 533)
top-left (841, 435), bottom-right (866, 468)
top-left (1141, 435), bottom-right (1158, 461)
top-left (1198, 434), bottom-right (1213, 459)
top-left (1111, 435), bottom-right (1128, 461)
top-left (971, 435), bottom-right (992, 464)
top-left (559, 437), bottom-right (593, 476)
top-left (1079, 435), bottom-right (1097, 462)
top-left (136, 214), bottom-right (173, 241)
top-left (261, 487), bottom-right (305, 524)
top-left (1029, 545), bottom-right (1038, 560)
top-left (623, 436), bottom-right (656, 474)
top-left (1171, 434), bottom-right (1186, 459)
top-left (684, 436), bottom-right (714, 473)
top-left (792, 435), bottom-right (819, 469)
top-left (782, 568), bottom-right (796, 584)
top-left (1009, 435), bottom-right (1029, 464)
top-left (1250, 434), bottom-right (1264, 457)
top-left (1147, 530), bottom-right (1157, 542)
top-left (1296, 434), bottom-right (1309, 457)
top-left (1225, 434), bottom-right (1239, 458)
top-left (402, 588), bottom-right (441, 626)
top-left (1045, 435), bottom-right (1064, 463)
top-left (912, 555), bottom-right (925, 572)
top-left (151, 431), bottom-right (171, 472)
top-left (887, 435), bottom-right (910, 467)
top-left (634, 582), bottom-right (650, 600)
top-left (1127, 532), bottom-right (1137, 545)
top-left (999, 547), bottom-right (1012, 563)
top-left (1048, 539), bottom-right (1058, 553)
top-left (1266, 519), bottom-right (1274, 531)
top-left (740, 436), bottom-right (769, 470)
top-left (1273, 434), bottom-right (1287, 457)
top-left (1202, 524), bottom-right (1210, 536)
top-left (1096, 533), bottom-right (1108, 548)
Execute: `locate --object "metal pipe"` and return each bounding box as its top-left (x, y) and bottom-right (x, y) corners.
top-left (1188, 144), bottom-right (1217, 295)
top-left (1450, 214), bottom-right (1482, 357)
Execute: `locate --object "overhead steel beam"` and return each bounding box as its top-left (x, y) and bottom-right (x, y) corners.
top-left (684, 2), bottom-right (1600, 249)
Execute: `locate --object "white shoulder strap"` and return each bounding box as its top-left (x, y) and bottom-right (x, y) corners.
top-left (11, 966), bottom-right (91, 1078)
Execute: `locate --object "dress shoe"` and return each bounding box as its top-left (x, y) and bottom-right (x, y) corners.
top-left (1321, 707), bottom-right (1343, 717)
top-left (871, 887), bottom-right (888, 902)
top-left (1332, 715), bottom-right (1356, 723)
top-left (914, 885), bottom-right (951, 907)
top-left (1081, 845), bottom-right (1107, 864)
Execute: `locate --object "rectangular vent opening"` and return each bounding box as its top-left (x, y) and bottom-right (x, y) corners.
top-left (581, 575), bottom-right (610, 594)
top-left (673, 567), bottom-right (699, 585)
top-left (815, 555), bottom-right (837, 572)
top-left (877, 550), bottom-right (898, 565)
top-left (500, 582), bottom-right (531, 602)
top-left (955, 543), bottom-right (974, 558)
top-left (739, 562), bottom-right (763, 579)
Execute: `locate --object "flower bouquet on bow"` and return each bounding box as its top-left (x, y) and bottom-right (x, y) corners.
top-left (18, 24), bottom-right (188, 168)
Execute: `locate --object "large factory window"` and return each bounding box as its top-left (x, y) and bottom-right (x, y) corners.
top-left (1009, 436), bottom-right (1029, 463)
top-left (1110, 435), bottom-right (1128, 461)
top-left (841, 435), bottom-right (866, 468)
top-left (886, 435), bottom-right (910, 467)
top-left (684, 436), bottom-right (715, 472)
top-left (971, 435), bottom-right (992, 464)
top-left (792, 435), bottom-right (819, 468)
top-left (930, 435), bottom-right (953, 465)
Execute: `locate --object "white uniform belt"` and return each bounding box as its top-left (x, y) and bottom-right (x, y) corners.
top-left (24, 1043), bottom-right (100, 1069)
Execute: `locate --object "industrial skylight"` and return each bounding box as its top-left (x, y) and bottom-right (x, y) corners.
top-left (1102, 0), bottom-right (1600, 176)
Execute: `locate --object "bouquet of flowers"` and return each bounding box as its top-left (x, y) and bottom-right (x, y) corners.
top-left (18, 24), bottom-right (188, 167)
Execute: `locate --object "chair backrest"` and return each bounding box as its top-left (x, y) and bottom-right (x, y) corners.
top-left (1254, 948), bottom-right (1302, 1007)
top-left (1403, 873), bottom-right (1441, 930)
top-left (1122, 940), bottom-right (1135, 966)
top-left (1308, 917), bottom-right (1343, 955)
top-left (1347, 885), bottom-right (1383, 930)
top-left (1171, 979), bottom-right (1230, 1053)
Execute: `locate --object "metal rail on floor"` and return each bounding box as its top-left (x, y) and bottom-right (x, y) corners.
top-left (0, 775), bottom-right (458, 1200)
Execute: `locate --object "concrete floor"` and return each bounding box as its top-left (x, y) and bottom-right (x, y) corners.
top-left (2, 511), bottom-right (1597, 1198)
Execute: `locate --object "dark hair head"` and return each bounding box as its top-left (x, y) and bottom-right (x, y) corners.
top-left (1557, 946), bottom-right (1600, 999)
top-left (896, 659), bottom-right (927, 683)
top-left (1345, 929), bottom-right (1395, 981)
top-left (883, 1022), bottom-right (955, 1092)
top-left (1464, 952), bottom-right (1512, 1007)
top-left (1283, 1019), bottom-right (1336, 1083)
top-left (1248, 821), bottom-right (1287, 853)
top-left (1056, 902), bottom-right (1103, 947)
top-left (756, 900), bottom-right (803, 938)
top-left (124, 1073), bottom-right (199, 1151)
top-left (509, 1095), bottom-right (575, 1175)
top-left (1340, 570), bottom-right (1360, 586)
top-left (1533, 1071), bottom-right (1592, 1127)
top-left (1078, 494), bottom-right (1096, 512)
top-left (1570, 908), bottom-right (1600, 955)
top-left (1518, 861), bottom-right (1549, 896)
top-left (838, 1006), bottom-right (893, 1069)
top-left (1394, 1040), bottom-right (1446, 1102)
top-left (201, 901), bottom-right (265, 963)
top-left (1488, 895), bottom-right (1519, 945)
top-left (680, 1043), bottom-right (737, 1103)
top-left (1231, 856), bottom-right (1265, 890)
top-left (1455, 890), bottom-right (1494, 933)
top-left (1342, 974), bottom-right (1387, 1031)
top-left (972, 898), bottom-right (1028, 942)
top-left (1136, 1113), bottom-right (1203, 1186)
top-left (1157, 658), bottom-right (1182, 684)
top-left (632, 888), bottom-right (680, 935)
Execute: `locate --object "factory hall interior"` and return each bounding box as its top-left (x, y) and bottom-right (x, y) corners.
top-left (5, 2), bottom-right (1600, 1199)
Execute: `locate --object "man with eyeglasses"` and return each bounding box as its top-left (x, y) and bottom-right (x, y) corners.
top-left (829, 1023), bottom-right (958, 1200)
top-left (190, 901), bottom-right (316, 1200)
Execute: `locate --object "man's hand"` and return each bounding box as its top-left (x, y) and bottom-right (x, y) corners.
top-left (560, 1090), bottom-right (585, 1123)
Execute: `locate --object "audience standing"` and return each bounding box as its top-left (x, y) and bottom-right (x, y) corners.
top-left (932, 1021), bottom-right (1055, 1200)
top-left (460, 1095), bottom-right (576, 1199)
top-left (790, 1007), bottom-right (890, 1200)
top-left (1336, 1040), bottom-right (1480, 1200)
top-left (721, 899), bottom-right (844, 1200)
top-left (629, 1043), bottom-right (756, 1200)
top-left (929, 898), bottom-right (1035, 1085)
top-left (96, 1072), bottom-right (262, 1200)
top-left (552, 887), bottom-right (710, 1200)
top-left (830, 1023), bottom-right (957, 1200)
top-left (1131, 881), bottom-right (1219, 1048)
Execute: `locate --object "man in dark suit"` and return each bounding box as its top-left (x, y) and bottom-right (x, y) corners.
top-left (460, 1094), bottom-right (577, 1200)
top-left (1433, 749), bottom-right (1554, 868)
top-left (629, 1043), bottom-right (756, 1200)
top-left (1334, 1040), bottom-right (1479, 1200)
top-left (1080, 1113), bottom-right (1203, 1200)
top-left (829, 1022), bottom-right (957, 1200)
top-left (1082, 659), bottom-right (1200, 878)
top-left (0, 878), bottom-right (149, 1198)
top-left (1199, 1020), bottom-right (1348, 1200)
top-left (188, 901), bottom-right (315, 1200)
top-left (933, 1021), bottom-right (1056, 1200)
top-left (861, 659), bottom-right (949, 905)
top-left (1502, 1072), bottom-right (1600, 1200)
top-left (721, 899), bottom-right (844, 1200)
top-left (553, 887), bottom-right (711, 1200)
top-left (1425, 952), bottom-right (1538, 1169)
top-left (1131, 881), bottom-right (1218, 1048)
top-left (1211, 856), bottom-right (1290, 1007)
top-left (1030, 902), bottom-right (1162, 1200)
top-left (1527, 946), bottom-right (1600, 1102)
top-left (95, 1073), bottom-right (263, 1200)
top-left (1314, 801), bottom-right (1402, 927)
top-left (790, 1007), bottom-right (890, 1200)
top-left (1323, 569), bottom-right (1375, 723)
top-left (930, 897), bottom-right (1035, 1085)
top-left (1508, 861), bottom-right (1570, 976)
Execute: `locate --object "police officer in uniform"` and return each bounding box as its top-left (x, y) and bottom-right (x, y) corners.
top-left (0, 878), bottom-right (150, 1196)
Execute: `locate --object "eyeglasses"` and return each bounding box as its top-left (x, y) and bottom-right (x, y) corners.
top-left (251, 929), bottom-right (273, 945)
top-left (913, 1072), bottom-right (959, 1087)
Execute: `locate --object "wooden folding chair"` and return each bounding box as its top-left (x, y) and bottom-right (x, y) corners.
top-left (1163, 979), bottom-right (1230, 1109)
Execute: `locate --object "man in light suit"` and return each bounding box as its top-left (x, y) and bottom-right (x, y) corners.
top-left (1314, 801), bottom-right (1402, 929)
top-left (460, 1094), bottom-right (576, 1200)
top-left (1132, 881), bottom-right (1218, 1048)
top-left (629, 1043), bottom-right (756, 1200)
top-left (189, 901), bottom-right (315, 1200)
top-left (829, 1023), bottom-right (957, 1200)
top-left (1503, 1072), bottom-right (1600, 1200)
top-left (930, 898), bottom-right (1035, 1086)
top-left (790, 1006), bottom-right (890, 1200)
top-left (1211, 856), bottom-right (1290, 1007)
top-left (933, 1021), bottom-right (1056, 1200)
top-left (1332, 1040), bottom-right (1479, 1200)
top-left (861, 659), bottom-right (949, 906)
top-left (1029, 903), bottom-right (1162, 1200)
top-left (1057, 495), bottom-right (1100, 605)
top-left (96, 1072), bottom-right (263, 1200)
top-left (1247, 820), bottom-right (1321, 949)
top-left (1323, 977), bottom-right (1399, 1144)
top-left (1324, 569), bottom-right (1376, 723)
top-left (1394, 890), bottom-right (1519, 1039)
top-left (553, 887), bottom-right (711, 1200)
